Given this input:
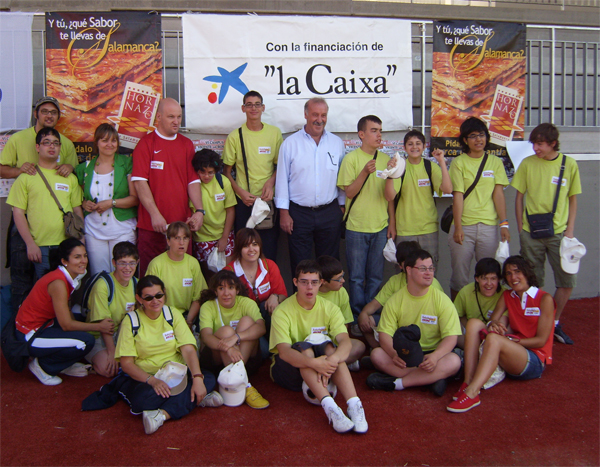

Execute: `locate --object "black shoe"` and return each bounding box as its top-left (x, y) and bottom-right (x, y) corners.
top-left (366, 372), bottom-right (396, 391)
top-left (554, 324), bottom-right (574, 345)
top-left (430, 378), bottom-right (448, 397)
top-left (360, 356), bottom-right (375, 371)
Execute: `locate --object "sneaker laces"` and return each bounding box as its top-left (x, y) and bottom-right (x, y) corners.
top-left (350, 402), bottom-right (365, 423)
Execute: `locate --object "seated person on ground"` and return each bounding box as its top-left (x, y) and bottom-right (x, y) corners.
top-left (454, 257), bottom-right (504, 349)
top-left (367, 249), bottom-right (461, 397)
top-left (84, 241), bottom-right (139, 377)
top-left (199, 270), bottom-right (269, 409)
top-left (316, 255), bottom-right (366, 372)
top-left (447, 255), bottom-right (555, 413)
top-left (269, 260), bottom-right (368, 434)
top-left (146, 221), bottom-right (207, 328)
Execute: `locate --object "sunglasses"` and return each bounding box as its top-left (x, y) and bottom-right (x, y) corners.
top-left (141, 292), bottom-right (165, 301)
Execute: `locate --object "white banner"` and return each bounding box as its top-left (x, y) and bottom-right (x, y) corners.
top-left (183, 14), bottom-right (413, 134)
top-left (0, 13), bottom-right (34, 132)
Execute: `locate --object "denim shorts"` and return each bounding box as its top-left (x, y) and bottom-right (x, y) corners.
top-left (506, 349), bottom-right (545, 381)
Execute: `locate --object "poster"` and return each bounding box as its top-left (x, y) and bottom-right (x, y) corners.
top-left (431, 21), bottom-right (526, 167)
top-left (45, 12), bottom-right (162, 157)
top-left (183, 14), bottom-right (413, 134)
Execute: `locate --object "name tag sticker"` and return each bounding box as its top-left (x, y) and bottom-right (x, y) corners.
top-left (258, 283), bottom-right (271, 294)
top-left (482, 170), bottom-right (494, 178)
top-left (551, 176), bottom-right (567, 186)
top-left (258, 147), bottom-right (271, 155)
top-left (418, 178), bottom-right (431, 187)
top-left (229, 320), bottom-right (239, 330)
top-left (126, 302), bottom-right (136, 312)
top-left (163, 330), bottom-right (174, 341)
top-left (375, 170), bottom-right (384, 178)
top-left (183, 278), bottom-right (193, 287)
top-left (215, 193), bottom-right (226, 202)
top-left (525, 307), bottom-right (541, 316)
top-left (421, 314), bottom-right (438, 325)
top-left (151, 161), bottom-right (164, 170)
top-left (55, 183), bottom-right (69, 192)
top-left (486, 309), bottom-right (494, 318)
top-left (311, 326), bottom-right (327, 334)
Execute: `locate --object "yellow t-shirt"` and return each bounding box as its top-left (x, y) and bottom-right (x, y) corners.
top-left (222, 123), bottom-right (282, 196)
top-left (449, 153), bottom-right (508, 226)
top-left (199, 296), bottom-right (262, 334)
top-left (318, 287), bottom-right (352, 324)
top-left (454, 282), bottom-right (503, 322)
top-left (511, 154), bottom-right (581, 233)
top-left (378, 287), bottom-right (461, 352)
top-left (6, 168), bottom-right (82, 246)
top-left (269, 295), bottom-right (347, 354)
top-left (375, 272), bottom-right (444, 307)
top-left (192, 175), bottom-right (236, 242)
top-left (86, 272), bottom-right (137, 337)
top-left (146, 252), bottom-right (207, 312)
top-left (115, 306), bottom-right (195, 374)
top-left (395, 159), bottom-right (443, 236)
top-left (337, 148), bottom-right (401, 233)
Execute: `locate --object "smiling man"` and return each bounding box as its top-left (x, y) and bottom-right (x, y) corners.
top-left (274, 98), bottom-right (346, 278)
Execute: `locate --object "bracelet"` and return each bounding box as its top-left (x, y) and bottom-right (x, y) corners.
top-left (500, 224), bottom-right (510, 229)
top-left (193, 373), bottom-right (204, 380)
top-left (146, 375), bottom-right (152, 383)
top-left (499, 219), bottom-right (508, 224)
top-left (235, 333), bottom-right (241, 345)
top-left (486, 321), bottom-right (493, 327)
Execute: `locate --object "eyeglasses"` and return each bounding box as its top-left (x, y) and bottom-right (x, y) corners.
top-left (297, 279), bottom-right (321, 287)
top-left (116, 261), bottom-right (138, 268)
top-left (467, 132), bottom-right (486, 140)
top-left (39, 109), bottom-right (59, 116)
top-left (40, 140), bottom-right (61, 147)
top-left (331, 274), bottom-right (345, 283)
top-left (413, 266), bottom-right (436, 273)
top-left (244, 103), bottom-right (263, 109)
top-left (170, 236), bottom-right (189, 242)
top-left (141, 293), bottom-right (165, 301)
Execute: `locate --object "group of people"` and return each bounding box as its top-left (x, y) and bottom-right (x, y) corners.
top-left (1, 91), bottom-right (581, 434)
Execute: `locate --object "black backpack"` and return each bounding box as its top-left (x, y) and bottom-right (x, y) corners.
top-left (126, 306), bottom-right (174, 337)
top-left (80, 271), bottom-right (138, 320)
top-left (1, 314), bottom-right (52, 372)
top-left (394, 158), bottom-right (434, 210)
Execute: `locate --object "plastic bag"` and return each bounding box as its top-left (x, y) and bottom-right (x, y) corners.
top-left (207, 248), bottom-right (226, 273)
top-left (383, 237), bottom-right (397, 264)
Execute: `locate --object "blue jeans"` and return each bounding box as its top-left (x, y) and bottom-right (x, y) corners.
top-left (9, 223), bottom-right (35, 314)
top-left (345, 227), bottom-right (388, 321)
top-left (34, 245), bottom-right (59, 280)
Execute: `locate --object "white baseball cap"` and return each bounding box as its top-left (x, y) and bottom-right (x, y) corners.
top-left (154, 361), bottom-right (188, 396)
top-left (246, 198), bottom-right (270, 228)
top-left (560, 236), bottom-right (586, 274)
top-left (218, 361), bottom-right (248, 407)
top-left (380, 152), bottom-right (406, 179)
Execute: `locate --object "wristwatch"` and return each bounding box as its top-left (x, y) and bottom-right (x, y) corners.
top-left (197, 209), bottom-right (206, 215)
top-left (112, 199), bottom-right (117, 208)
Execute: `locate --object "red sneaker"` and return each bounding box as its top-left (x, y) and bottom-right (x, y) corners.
top-left (452, 382), bottom-right (468, 401)
top-left (447, 392), bottom-right (481, 413)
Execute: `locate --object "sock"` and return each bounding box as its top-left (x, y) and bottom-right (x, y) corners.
top-left (346, 396), bottom-right (360, 409)
top-left (555, 320), bottom-right (560, 326)
top-left (394, 378), bottom-right (404, 391)
top-left (320, 395), bottom-right (337, 412)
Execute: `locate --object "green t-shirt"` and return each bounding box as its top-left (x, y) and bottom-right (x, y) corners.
top-left (6, 168), bottom-right (82, 246)
top-left (396, 159), bottom-right (442, 236)
top-left (192, 175), bottom-right (237, 242)
top-left (222, 123), bottom-right (282, 196)
top-left (454, 282), bottom-right (503, 322)
top-left (86, 272), bottom-right (137, 337)
top-left (199, 296), bottom-right (262, 334)
top-left (0, 127), bottom-right (78, 171)
top-left (378, 287), bottom-right (461, 352)
top-left (318, 287), bottom-right (352, 324)
top-left (115, 306), bottom-right (195, 374)
top-left (146, 252), bottom-right (207, 312)
top-left (449, 153), bottom-right (508, 226)
top-left (269, 295), bottom-right (347, 354)
top-left (511, 154), bottom-right (581, 233)
top-left (337, 148), bottom-right (401, 233)
top-left (374, 272), bottom-right (444, 307)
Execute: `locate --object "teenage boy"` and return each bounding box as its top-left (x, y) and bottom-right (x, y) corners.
top-left (85, 242), bottom-right (139, 377)
top-left (7, 128), bottom-right (84, 279)
top-left (270, 260), bottom-right (368, 434)
top-left (337, 115), bottom-right (399, 325)
top-left (512, 123), bottom-right (582, 345)
top-left (223, 91), bottom-right (283, 261)
top-left (366, 250), bottom-right (461, 396)
top-left (357, 241), bottom-right (445, 349)
top-left (316, 255), bottom-right (366, 371)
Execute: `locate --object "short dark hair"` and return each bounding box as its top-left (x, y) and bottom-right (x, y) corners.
top-left (316, 255), bottom-right (342, 282)
top-left (404, 249), bottom-right (432, 269)
top-left (136, 275), bottom-right (165, 296)
top-left (357, 115), bottom-right (382, 133)
top-left (113, 241), bottom-right (139, 261)
top-left (295, 259), bottom-right (321, 279)
top-left (200, 269), bottom-right (247, 306)
top-left (166, 221), bottom-right (191, 239)
top-left (403, 130), bottom-right (426, 147)
top-left (230, 228), bottom-right (264, 263)
top-left (474, 257), bottom-right (502, 293)
top-left (459, 117), bottom-right (490, 154)
top-left (243, 90), bottom-right (263, 104)
top-left (57, 238), bottom-right (85, 265)
top-left (502, 255), bottom-right (539, 288)
top-left (36, 127), bottom-right (60, 145)
top-left (192, 148), bottom-right (223, 173)
top-left (396, 241), bottom-right (421, 266)
top-left (93, 123), bottom-right (119, 155)
top-left (529, 123), bottom-right (560, 151)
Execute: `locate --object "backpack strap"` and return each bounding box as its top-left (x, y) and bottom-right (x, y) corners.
top-left (424, 159), bottom-right (434, 197)
top-left (81, 271), bottom-right (114, 317)
top-left (127, 310), bottom-right (141, 337)
top-left (162, 306), bottom-right (174, 328)
top-left (216, 172), bottom-right (224, 190)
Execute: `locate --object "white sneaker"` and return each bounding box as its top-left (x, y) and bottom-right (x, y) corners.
top-left (199, 391), bottom-right (224, 408)
top-left (347, 360), bottom-right (360, 372)
top-left (29, 358), bottom-right (62, 386)
top-left (143, 409), bottom-right (166, 435)
top-left (347, 400), bottom-right (368, 433)
top-left (60, 362), bottom-right (90, 377)
top-left (325, 404), bottom-right (355, 433)
top-left (350, 324), bottom-right (363, 337)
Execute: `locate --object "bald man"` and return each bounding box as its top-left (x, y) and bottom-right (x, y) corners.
top-left (132, 98), bottom-right (205, 274)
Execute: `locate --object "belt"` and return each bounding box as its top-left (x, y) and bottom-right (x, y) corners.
top-left (290, 200), bottom-right (335, 212)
